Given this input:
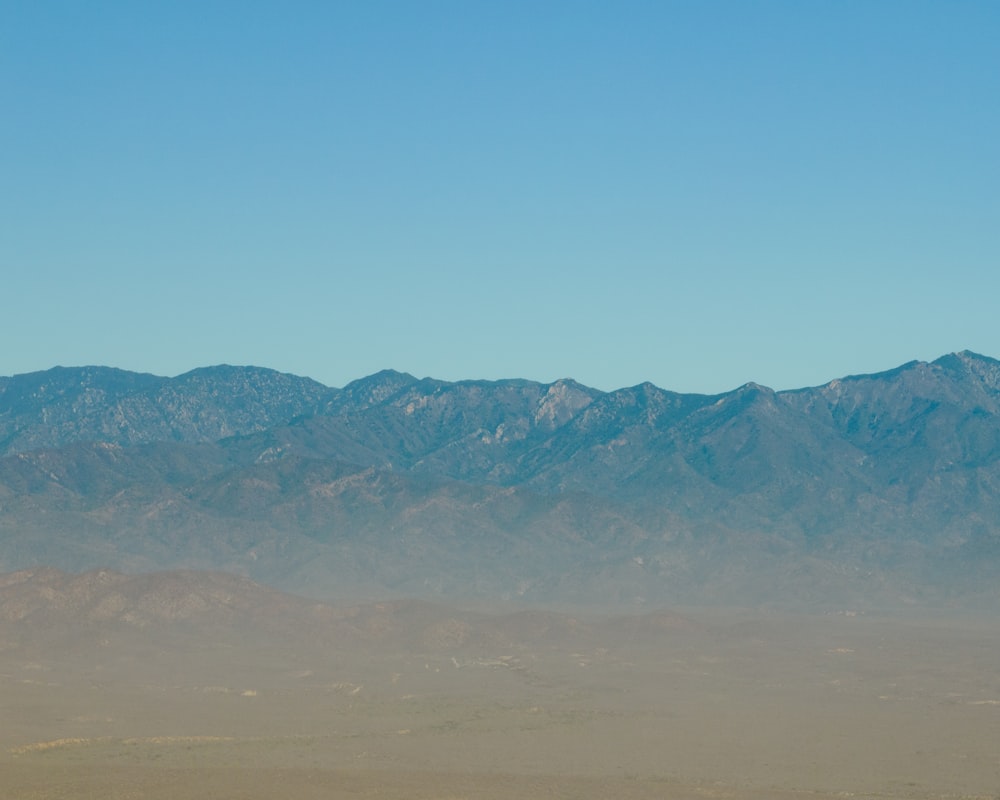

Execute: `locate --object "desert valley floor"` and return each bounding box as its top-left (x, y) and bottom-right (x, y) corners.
top-left (3, 580), bottom-right (1000, 799)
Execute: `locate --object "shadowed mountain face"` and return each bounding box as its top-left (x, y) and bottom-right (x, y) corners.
top-left (1, 353), bottom-right (999, 609)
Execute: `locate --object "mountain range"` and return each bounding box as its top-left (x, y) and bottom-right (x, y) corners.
top-left (2, 352), bottom-right (999, 610)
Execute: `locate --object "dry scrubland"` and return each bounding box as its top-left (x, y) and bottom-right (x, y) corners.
top-left (3, 604), bottom-right (1000, 799)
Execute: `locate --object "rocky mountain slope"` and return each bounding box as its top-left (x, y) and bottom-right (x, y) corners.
top-left (1, 353), bottom-right (999, 609)
top-left (0, 365), bottom-right (333, 454)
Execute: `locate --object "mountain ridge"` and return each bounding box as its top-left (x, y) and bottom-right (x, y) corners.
top-left (2, 352), bottom-right (999, 610)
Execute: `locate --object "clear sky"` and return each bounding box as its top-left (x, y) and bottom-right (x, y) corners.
top-left (2, 1), bottom-right (998, 394)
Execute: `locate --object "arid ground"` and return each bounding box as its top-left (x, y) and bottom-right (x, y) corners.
top-left (3, 588), bottom-right (1000, 799)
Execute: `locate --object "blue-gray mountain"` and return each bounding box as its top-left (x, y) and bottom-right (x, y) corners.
top-left (1, 352), bottom-right (999, 609)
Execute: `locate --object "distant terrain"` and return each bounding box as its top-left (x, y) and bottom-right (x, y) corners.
top-left (2, 352), bottom-right (1000, 609)
top-left (3, 567), bottom-right (1000, 799)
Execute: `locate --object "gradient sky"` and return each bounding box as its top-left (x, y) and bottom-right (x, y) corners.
top-left (3, 1), bottom-right (998, 393)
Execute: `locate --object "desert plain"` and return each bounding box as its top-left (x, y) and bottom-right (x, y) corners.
top-left (2, 571), bottom-right (1000, 799)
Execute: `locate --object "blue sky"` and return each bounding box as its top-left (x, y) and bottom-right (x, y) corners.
top-left (3, 1), bottom-right (998, 393)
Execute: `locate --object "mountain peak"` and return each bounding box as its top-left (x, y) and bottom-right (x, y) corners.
top-left (933, 349), bottom-right (1000, 369)
top-left (533, 378), bottom-right (599, 429)
top-left (334, 369), bottom-right (420, 409)
top-left (362, 368), bottom-right (418, 383)
top-left (735, 381), bottom-right (774, 394)
top-left (932, 350), bottom-right (1000, 392)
